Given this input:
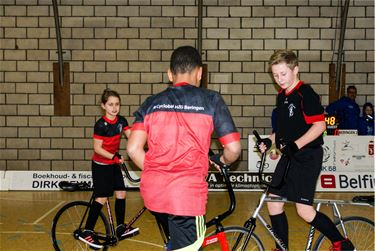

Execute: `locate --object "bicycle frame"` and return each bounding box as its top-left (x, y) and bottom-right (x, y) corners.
top-left (202, 231), bottom-right (230, 250)
top-left (200, 166), bottom-right (236, 251)
top-left (244, 130), bottom-right (374, 251)
top-left (81, 194), bottom-right (118, 246)
top-left (240, 186), bottom-right (373, 251)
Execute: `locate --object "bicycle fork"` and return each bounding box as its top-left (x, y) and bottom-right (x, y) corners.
top-left (304, 202), bottom-right (347, 251)
top-left (331, 202), bottom-right (348, 238)
top-left (242, 192), bottom-right (288, 251)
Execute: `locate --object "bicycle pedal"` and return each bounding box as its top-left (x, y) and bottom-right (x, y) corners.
top-left (118, 231), bottom-right (139, 241)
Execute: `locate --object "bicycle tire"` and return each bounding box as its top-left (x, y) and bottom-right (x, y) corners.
top-left (204, 226), bottom-right (265, 251)
top-left (313, 216), bottom-right (374, 251)
top-left (51, 201), bottom-right (111, 251)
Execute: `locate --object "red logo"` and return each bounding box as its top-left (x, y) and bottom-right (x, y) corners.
top-left (321, 175), bottom-right (336, 188)
top-left (369, 141), bottom-right (374, 156)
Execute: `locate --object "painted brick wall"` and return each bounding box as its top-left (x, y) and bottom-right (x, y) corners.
top-left (0, 0), bottom-right (374, 171)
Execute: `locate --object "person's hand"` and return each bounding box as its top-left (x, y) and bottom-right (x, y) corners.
top-left (280, 142), bottom-right (299, 158)
top-left (209, 153), bottom-right (229, 171)
top-left (112, 152), bottom-right (123, 164)
top-left (256, 138), bottom-right (272, 153)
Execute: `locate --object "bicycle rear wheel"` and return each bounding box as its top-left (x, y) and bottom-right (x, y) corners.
top-left (51, 201), bottom-right (110, 251)
top-left (204, 226), bottom-right (264, 251)
top-left (313, 216), bottom-right (374, 251)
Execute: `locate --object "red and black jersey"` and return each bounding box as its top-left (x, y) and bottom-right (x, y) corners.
top-left (132, 82), bottom-right (240, 216)
top-left (92, 115), bottom-right (129, 165)
top-left (275, 81), bottom-right (324, 148)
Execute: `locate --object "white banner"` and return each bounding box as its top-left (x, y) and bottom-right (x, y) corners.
top-left (0, 170), bottom-right (141, 191)
top-left (1, 135), bottom-right (372, 192)
top-left (248, 135), bottom-right (374, 192)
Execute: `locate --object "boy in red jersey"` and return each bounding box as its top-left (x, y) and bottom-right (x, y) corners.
top-left (257, 49), bottom-right (354, 251)
top-left (127, 46), bottom-right (241, 250)
top-left (78, 89), bottom-right (139, 249)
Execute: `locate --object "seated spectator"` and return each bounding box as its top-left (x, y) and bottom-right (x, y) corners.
top-left (326, 85), bottom-right (360, 130)
top-left (358, 102), bottom-right (374, 135)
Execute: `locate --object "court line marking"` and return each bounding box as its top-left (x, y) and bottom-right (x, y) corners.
top-left (1, 231), bottom-right (46, 234)
top-left (123, 239), bottom-right (164, 248)
top-left (29, 201), bottom-right (65, 225)
top-left (0, 195), bottom-right (142, 202)
top-left (2, 231), bottom-right (165, 249)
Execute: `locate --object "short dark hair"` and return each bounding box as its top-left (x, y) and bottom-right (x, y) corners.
top-left (347, 85), bottom-right (357, 92)
top-left (170, 46), bottom-right (202, 75)
top-left (363, 102), bottom-right (374, 116)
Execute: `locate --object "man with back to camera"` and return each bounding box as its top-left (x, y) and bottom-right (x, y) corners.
top-left (127, 45), bottom-right (241, 250)
top-left (325, 85), bottom-right (360, 130)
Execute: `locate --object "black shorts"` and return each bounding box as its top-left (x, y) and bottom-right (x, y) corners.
top-left (268, 147), bottom-right (323, 205)
top-left (151, 211), bottom-right (206, 250)
top-left (92, 161), bottom-right (125, 198)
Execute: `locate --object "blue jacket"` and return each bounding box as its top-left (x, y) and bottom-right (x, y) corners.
top-left (358, 115), bottom-right (374, 135)
top-left (326, 96), bottom-right (360, 130)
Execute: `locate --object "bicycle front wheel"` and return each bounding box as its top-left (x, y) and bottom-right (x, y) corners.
top-left (51, 201), bottom-right (110, 251)
top-left (313, 216), bottom-right (374, 251)
top-left (204, 226), bottom-right (265, 251)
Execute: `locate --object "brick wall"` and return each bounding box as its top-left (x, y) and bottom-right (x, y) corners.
top-left (0, 0), bottom-right (374, 171)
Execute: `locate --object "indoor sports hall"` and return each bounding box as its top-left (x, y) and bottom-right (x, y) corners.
top-left (0, 1), bottom-right (374, 251)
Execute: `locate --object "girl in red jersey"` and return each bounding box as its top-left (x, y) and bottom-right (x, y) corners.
top-left (78, 88), bottom-right (138, 249)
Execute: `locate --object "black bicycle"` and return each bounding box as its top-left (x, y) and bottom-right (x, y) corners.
top-left (51, 163), bottom-right (144, 251)
top-left (51, 154), bottom-right (257, 251)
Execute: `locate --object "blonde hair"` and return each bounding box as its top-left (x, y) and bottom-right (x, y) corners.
top-left (269, 49), bottom-right (298, 71)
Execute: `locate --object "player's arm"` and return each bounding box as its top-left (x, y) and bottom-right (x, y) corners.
top-left (124, 128), bottom-right (131, 138)
top-left (295, 120), bottom-right (326, 149)
top-left (93, 138), bottom-right (124, 162)
top-left (295, 86), bottom-right (326, 149)
top-left (221, 140), bottom-right (241, 165)
top-left (126, 130), bottom-right (147, 170)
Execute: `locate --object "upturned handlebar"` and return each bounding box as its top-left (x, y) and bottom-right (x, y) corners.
top-left (206, 149), bottom-right (236, 228)
top-left (253, 130), bottom-right (290, 189)
top-left (121, 162), bottom-right (141, 183)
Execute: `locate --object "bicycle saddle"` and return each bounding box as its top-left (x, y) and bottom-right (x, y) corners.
top-left (58, 181), bottom-right (91, 192)
top-left (352, 195), bottom-right (374, 206)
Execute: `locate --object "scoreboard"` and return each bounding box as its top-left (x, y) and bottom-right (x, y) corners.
top-left (325, 115), bottom-right (339, 135)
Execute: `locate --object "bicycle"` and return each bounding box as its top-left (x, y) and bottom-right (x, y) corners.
top-left (51, 155), bottom-right (258, 251)
top-left (51, 163), bottom-right (146, 251)
top-left (231, 130), bottom-right (374, 251)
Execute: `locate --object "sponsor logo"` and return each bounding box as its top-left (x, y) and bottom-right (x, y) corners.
top-left (352, 155), bottom-right (365, 160)
top-left (321, 174), bottom-right (336, 188)
top-left (339, 174), bottom-right (374, 189)
top-left (321, 166), bottom-right (336, 171)
top-left (32, 180), bottom-right (60, 189)
top-left (288, 103), bottom-right (296, 117)
top-left (320, 174), bottom-right (374, 189)
top-left (369, 140), bottom-right (374, 156)
top-left (341, 140), bottom-right (353, 151)
top-left (117, 124), bottom-right (123, 133)
top-left (256, 161), bottom-right (270, 170)
top-left (322, 146), bottom-right (330, 163)
top-left (338, 129), bottom-right (358, 135)
top-left (339, 158), bottom-right (350, 166)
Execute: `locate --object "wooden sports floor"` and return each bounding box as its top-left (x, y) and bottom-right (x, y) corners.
top-left (0, 190), bottom-right (373, 251)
